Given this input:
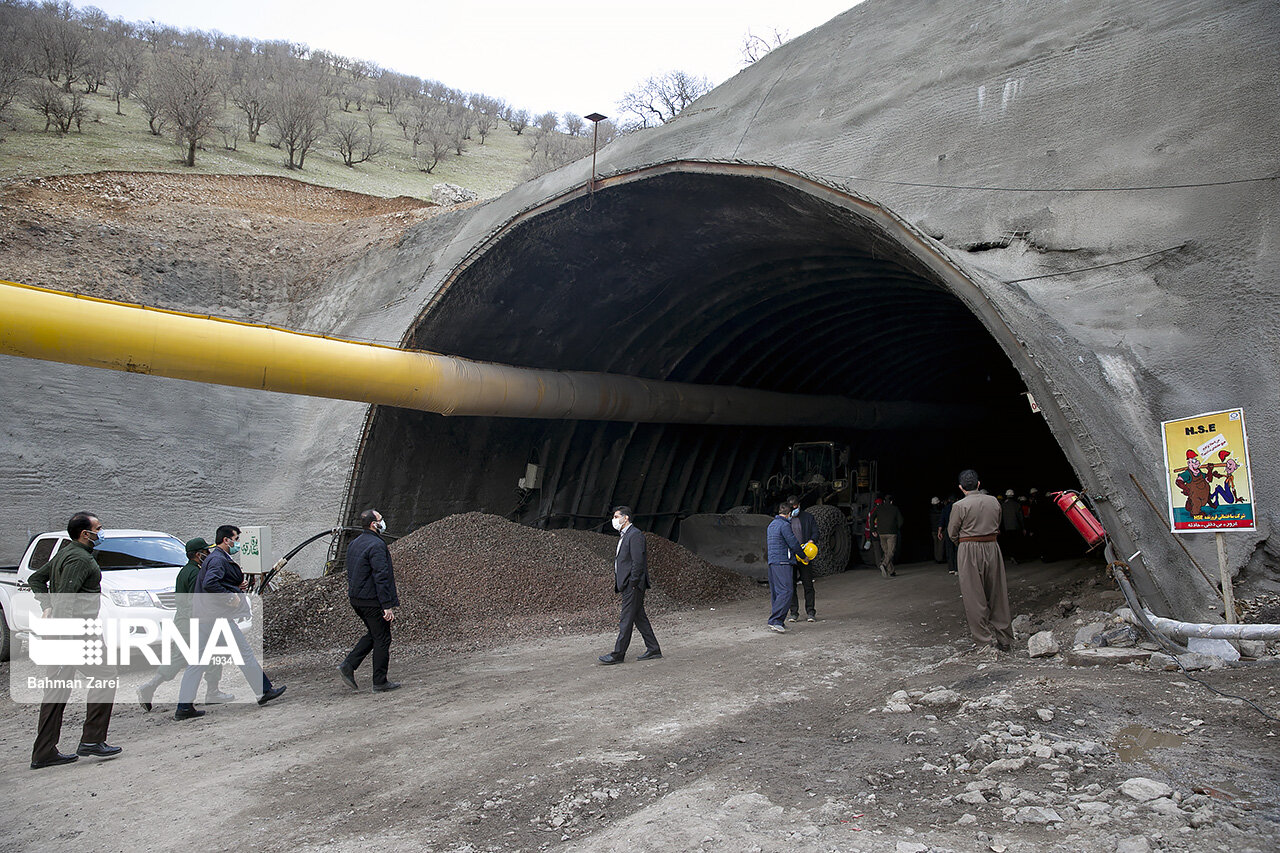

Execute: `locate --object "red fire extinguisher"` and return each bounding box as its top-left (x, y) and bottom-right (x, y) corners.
top-left (1050, 490), bottom-right (1106, 550)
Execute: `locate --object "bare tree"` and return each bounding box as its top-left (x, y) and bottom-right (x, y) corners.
top-left (80, 27), bottom-right (110, 94)
top-left (562, 113), bottom-right (584, 136)
top-left (230, 73), bottom-right (272, 142)
top-left (106, 22), bottom-right (143, 115)
top-left (134, 72), bottom-right (167, 134)
top-left (31, 2), bottom-right (86, 92)
top-left (24, 80), bottom-right (87, 132)
top-left (509, 107), bottom-right (530, 135)
top-left (470, 93), bottom-right (502, 143)
top-left (741, 27), bottom-right (788, 64)
top-left (617, 70), bottom-right (712, 130)
top-left (216, 121), bottom-right (241, 150)
top-left (535, 110), bottom-right (558, 134)
top-left (330, 116), bottom-right (383, 166)
top-left (0, 53), bottom-right (23, 122)
top-left (271, 68), bottom-right (329, 169)
top-left (525, 124), bottom-right (590, 179)
top-left (155, 51), bottom-right (223, 166)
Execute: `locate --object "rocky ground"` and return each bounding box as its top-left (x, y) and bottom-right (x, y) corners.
top-left (0, 171), bottom-right (452, 329)
top-left (1, 556), bottom-right (1275, 853)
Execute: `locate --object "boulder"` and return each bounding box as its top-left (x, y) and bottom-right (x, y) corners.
top-left (1120, 777), bottom-right (1174, 802)
top-left (981, 756), bottom-right (1031, 774)
top-left (1186, 637), bottom-right (1240, 661)
top-left (1015, 806), bottom-right (1063, 824)
top-left (1175, 652), bottom-right (1224, 671)
top-left (1148, 652), bottom-right (1178, 671)
top-left (1065, 647), bottom-right (1152, 666)
top-left (1012, 613), bottom-right (1034, 638)
top-left (430, 183), bottom-right (478, 205)
top-left (1098, 623), bottom-right (1140, 647)
top-left (1116, 837), bottom-right (1151, 853)
top-left (919, 688), bottom-right (962, 707)
top-left (1073, 621), bottom-right (1110, 648)
top-left (1238, 639), bottom-right (1267, 658)
top-left (1028, 630), bottom-right (1060, 658)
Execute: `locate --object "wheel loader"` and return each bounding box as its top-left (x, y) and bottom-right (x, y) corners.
top-left (678, 442), bottom-right (878, 579)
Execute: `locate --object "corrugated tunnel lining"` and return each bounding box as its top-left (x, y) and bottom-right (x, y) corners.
top-left (346, 164), bottom-right (1079, 550)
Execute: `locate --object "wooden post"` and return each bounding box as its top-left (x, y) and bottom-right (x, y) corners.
top-left (1216, 531), bottom-right (1236, 623)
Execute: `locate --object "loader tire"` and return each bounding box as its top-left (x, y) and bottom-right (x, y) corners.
top-left (808, 505), bottom-right (852, 576)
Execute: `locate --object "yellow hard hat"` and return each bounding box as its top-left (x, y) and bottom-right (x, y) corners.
top-left (797, 541), bottom-right (818, 564)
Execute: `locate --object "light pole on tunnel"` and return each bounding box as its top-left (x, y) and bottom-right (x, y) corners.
top-left (585, 112), bottom-right (606, 204)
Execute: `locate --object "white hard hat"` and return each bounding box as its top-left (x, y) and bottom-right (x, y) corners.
top-left (1029, 487), bottom-right (1039, 494)
top-left (930, 496), bottom-right (940, 505)
top-left (1005, 489), bottom-right (1015, 497)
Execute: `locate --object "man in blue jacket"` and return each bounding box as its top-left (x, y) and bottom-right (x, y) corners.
top-left (766, 501), bottom-right (804, 633)
top-left (339, 509), bottom-right (401, 691)
top-left (787, 496), bottom-right (819, 623)
top-left (175, 524), bottom-right (287, 720)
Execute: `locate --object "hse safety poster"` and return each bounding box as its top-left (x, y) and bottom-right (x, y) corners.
top-left (1160, 408), bottom-right (1255, 533)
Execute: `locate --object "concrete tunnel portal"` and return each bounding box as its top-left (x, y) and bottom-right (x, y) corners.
top-left (346, 163), bottom-right (1084, 564)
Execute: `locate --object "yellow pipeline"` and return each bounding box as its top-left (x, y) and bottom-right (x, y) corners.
top-left (0, 280), bottom-right (948, 427)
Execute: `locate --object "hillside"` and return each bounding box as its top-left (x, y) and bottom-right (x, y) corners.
top-left (0, 87), bottom-right (535, 201)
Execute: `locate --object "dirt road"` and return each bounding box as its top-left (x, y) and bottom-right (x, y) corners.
top-left (2, 560), bottom-right (1276, 852)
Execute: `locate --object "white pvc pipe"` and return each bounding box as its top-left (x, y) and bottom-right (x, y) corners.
top-left (1119, 608), bottom-right (1280, 640)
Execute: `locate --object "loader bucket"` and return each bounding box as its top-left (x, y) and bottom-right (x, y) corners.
top-left (678, 513), bottom-right (773, 580)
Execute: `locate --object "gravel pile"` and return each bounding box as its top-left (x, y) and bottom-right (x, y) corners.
top-left (265, 512), bottom-right (755, 654)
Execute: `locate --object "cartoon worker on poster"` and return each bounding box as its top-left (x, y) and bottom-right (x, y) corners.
top-left (1161, 408), bottom-right (1256, 532)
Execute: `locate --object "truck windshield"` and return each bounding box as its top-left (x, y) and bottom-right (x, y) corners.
top-left (94, 536), bottom-right (187, 570)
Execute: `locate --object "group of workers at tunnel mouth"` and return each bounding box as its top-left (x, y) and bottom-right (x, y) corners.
top-left (761, 471), bottom-right (1087, 652)
top-left (24, 471), bottom-right (1087, 770)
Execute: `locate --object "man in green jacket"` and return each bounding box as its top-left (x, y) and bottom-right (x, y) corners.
top-left (136, 537), bottom-right (232, 711)
top-left (29, 512), bottom-right (122, 769)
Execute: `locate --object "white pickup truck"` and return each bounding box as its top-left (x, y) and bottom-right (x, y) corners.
top-left (0, 529), bottom-right (189, 662)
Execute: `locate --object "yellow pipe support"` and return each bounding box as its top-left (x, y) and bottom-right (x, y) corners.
top-left (0, 280), bottom-right (956, 427)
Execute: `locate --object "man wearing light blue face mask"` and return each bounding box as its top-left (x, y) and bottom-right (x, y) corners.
top-left (174, 524), bottom-right (286, 719)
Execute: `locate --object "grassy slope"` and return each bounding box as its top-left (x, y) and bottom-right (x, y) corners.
top-left (0, 88), bottom-right (534, 200)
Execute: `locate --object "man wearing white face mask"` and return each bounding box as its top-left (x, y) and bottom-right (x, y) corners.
top-left (339, 509), bottom-right (401, 692)
top-left (598, 506), bottom-right (661, 665)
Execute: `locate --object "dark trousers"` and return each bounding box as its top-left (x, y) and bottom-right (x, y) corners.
top-left (790, 562), bottom-right (815, 617)
top-left (944, 535), bottom-right (958, 572)
top-left (612, 586), bottom-right (659, 657)
top-left (343, 600), bottom-right (393, 686)
top-left (33, 665), bottom-right (115, 761)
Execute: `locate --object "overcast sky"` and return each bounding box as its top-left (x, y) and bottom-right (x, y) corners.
top-left (82, 1), bottom-right (858, 119)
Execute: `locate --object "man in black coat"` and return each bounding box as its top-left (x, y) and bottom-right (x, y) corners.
top-left (599, 506), bottom-right (661, 665)
top-left (339, 509), bottom-right (401, 692)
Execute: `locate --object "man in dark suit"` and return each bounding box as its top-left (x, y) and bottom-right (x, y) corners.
top-left (339, 509), bottom-right (401, 692)
top-left (599, 506), bottom-right (661, 665)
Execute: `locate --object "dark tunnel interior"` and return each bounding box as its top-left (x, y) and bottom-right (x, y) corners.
top-left (348, 168), bottom-right (1083, 565)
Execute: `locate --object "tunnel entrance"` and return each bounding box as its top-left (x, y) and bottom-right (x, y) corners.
top-left (345, 163), bottom-right (1083, 565)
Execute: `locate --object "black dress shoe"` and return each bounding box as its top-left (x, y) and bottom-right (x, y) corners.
top-left (76, 742), bottom-right (122, 758)
top-left (30, 751), bottom-right (78, 770)
top-left (174, 705), bottom-right (206, 721)
top-left (637, 650), bottom-right (662, 661)
top-left (598, 654), bottom-right (624, 665)
top-left (372, 681), bottom-right (401, 692)
top-left (338, 663), bottom-right (358, 690)
top-left (258, 685), bottom-right (287, 705)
